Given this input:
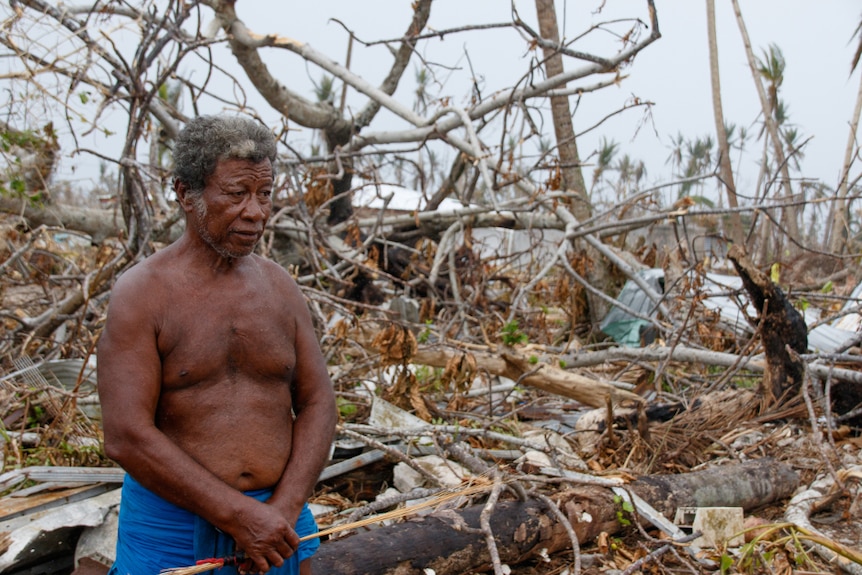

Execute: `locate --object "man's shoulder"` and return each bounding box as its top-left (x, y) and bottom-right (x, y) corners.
top-left (252, 255), bottom-right (294, 281)
top-left (249, 256), bottom-right (305, 299)
top-left (113, 249), bottom-right (178, 294)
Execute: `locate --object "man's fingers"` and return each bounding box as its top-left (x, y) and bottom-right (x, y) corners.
top-left (278, 537), bottom-right (296, 557)
top-left (285, 527), bottom-right (301, 551)
top-left (267, 547), bottom-right (287, 568)
top-left (242, 557), bottom-right (268, 575)
top-left (242, 537), bottom-right (292, 574)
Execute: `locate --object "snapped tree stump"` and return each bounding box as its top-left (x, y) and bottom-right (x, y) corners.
top-left (313, 458), bottom-right (798, 575)
top-left (727, 245), bottom-right (808, 407)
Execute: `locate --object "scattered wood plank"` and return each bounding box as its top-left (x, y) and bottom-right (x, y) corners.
top-left (0, 484), bottom-right (116, 523)
top-left (0, 466), bottom-right (125, 492)
top-left (0, 488), bottom-right (120, 573)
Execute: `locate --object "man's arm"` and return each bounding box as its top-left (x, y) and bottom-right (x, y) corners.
top-left (267, 275), bottom-right (337, 526)
top-left (97, 269), bottom-right (299, 572)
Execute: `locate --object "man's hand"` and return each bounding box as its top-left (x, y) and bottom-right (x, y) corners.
top-left (232, 497), bottom-right (300, 574)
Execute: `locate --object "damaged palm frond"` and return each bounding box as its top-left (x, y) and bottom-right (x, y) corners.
top-left (737, 521), bottom-right (862, 570)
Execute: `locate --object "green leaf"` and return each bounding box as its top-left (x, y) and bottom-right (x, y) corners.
top-left (720, 553), bottom-right (734, 575)
top-left (336, 397), bottom-right (357, 418)
top-left (501, 320), bottom-right (528, 346)
top-left (615, 512), bottom-right (631, 526)
top-left (821, 280), bottom-right (834, 294)
top-left (771, 262), bottom-right (780, 284)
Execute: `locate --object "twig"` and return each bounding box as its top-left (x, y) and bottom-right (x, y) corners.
top-left (621, 543), bottom-right (672, 575)
top-left (336, 427), bottom-right (442, 487)
top-left (533, 491), bottom-right (581, 575)
top-left (797, 355), bottom-right (843, 490)
top-left (479, 474), bottom-right (505, 575)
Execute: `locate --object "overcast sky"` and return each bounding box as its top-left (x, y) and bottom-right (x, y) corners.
top-left (236, 1), bottom-right (861, 192)
top-left (57, 1), bottom-right (862, 199)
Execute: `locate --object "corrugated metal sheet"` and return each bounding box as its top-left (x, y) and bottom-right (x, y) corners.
top-left (602, 269), bottom-right (860, 353)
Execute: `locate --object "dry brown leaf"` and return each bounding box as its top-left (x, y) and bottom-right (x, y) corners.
top-left (441, 352), bottom-right (476, 393)
top-left (371, 324), bottom-right (417, 364)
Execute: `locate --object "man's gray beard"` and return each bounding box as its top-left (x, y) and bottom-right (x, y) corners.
top-left (192, 194), bottom-right (254, 259)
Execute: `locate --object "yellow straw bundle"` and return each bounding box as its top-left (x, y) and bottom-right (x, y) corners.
top-left (161, 561), bottom-right (226, 575)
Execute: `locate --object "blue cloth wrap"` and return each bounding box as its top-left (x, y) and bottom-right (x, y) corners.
top-left (109, 474), bottom-right (320, 575)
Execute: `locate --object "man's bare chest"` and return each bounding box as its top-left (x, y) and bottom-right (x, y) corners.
top-left (157, 297), bottom-right (297, 387)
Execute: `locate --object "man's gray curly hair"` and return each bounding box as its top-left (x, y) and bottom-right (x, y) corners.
top-left (173, 115), bottom-right (277, 195)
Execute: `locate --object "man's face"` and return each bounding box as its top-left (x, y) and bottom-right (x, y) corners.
top-left (190, 157), bottom-right (273, 259)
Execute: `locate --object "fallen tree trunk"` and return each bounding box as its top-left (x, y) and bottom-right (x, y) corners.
top-left (313, 458), bottom-right (797, 575)
top-left (0, 197), bottom-right (124, 243)
top-left (559, 345), bottom-right (862, 385)
top-left (358, 321), bottom-right (642, 409)
top-left (414, 346), bottom-right (642, 408)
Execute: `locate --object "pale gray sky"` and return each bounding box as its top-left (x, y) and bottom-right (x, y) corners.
top-left (56, 1), bottom-right (862, 201)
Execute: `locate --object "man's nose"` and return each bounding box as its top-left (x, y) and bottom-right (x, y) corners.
top-left (242, 196), bottom-right (269, 220)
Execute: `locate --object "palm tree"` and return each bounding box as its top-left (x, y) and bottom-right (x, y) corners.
top-left (781, 127), bottom-right (805, 171)
top-left (313, 75), bottom-right (336, 105)
top-left (613, 154), bottom-right (645, 203)
top-left (733, 0), bottom-right (800, 257)
top-left (829, 14), bottom-right (862, 253)
top-left (591, 137), bottom-right (618, 190)
top-left (758, 44), bottom-right (785, 126)
top-left (414, 67), bottom-right (429, 115)
top-left (706, 0), bottom-right (742, 243)
top-left (534, 0), bottom-right (590, 221)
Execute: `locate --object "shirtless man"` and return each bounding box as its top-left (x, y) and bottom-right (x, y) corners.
top-left (97, 115), bottom-right (336, 575)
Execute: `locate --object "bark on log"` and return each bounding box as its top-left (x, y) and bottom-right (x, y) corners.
top-left (727, 245), bottom-right (808, 406)
top-left (313, 458), bottom-right (797, 575)
top-left (630, 456), bottom-right (798, 517)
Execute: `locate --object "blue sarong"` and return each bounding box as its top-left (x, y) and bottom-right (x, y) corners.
top-left (109, 474), bottom-right (320, 575)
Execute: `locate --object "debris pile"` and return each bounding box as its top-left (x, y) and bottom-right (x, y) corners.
top-left (1, 213), bottom-right (861, 575)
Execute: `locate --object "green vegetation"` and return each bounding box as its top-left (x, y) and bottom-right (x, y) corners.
top-left (612, 494), bottom-right (634, 526)
top-left (500, 320), bottom-right (528, 346)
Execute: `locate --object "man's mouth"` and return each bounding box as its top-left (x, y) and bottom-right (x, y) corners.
top-left (231, 229), bottom-right (261, 240)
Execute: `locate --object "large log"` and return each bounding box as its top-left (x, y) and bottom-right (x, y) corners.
top-left (313, 458), bottom-right (797, 575)
top-left (0, 197), bottom-right (124, 243)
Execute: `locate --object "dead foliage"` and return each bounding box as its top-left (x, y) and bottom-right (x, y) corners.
top-left (1, 205), bottom-right (862, 575)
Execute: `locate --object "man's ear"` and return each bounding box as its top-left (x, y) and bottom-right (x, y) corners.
top-left (174, 180), bottom-right (194, 213)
